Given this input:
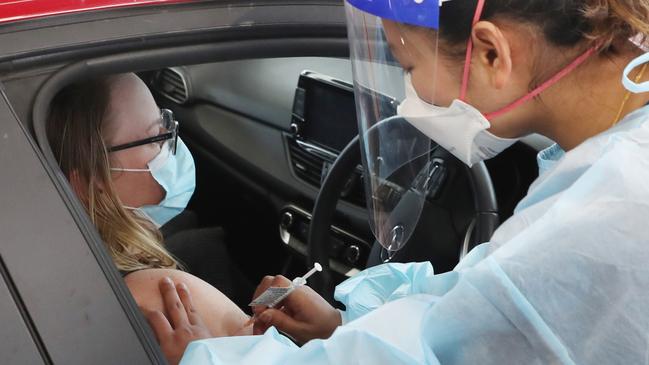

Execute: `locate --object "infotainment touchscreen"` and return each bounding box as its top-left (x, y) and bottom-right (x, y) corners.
top-left (291, 71), bottom-right (359, 153)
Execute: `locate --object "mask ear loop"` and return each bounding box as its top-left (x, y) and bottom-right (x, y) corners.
top-left (459, 0), bottom-right (600, 121)
top-left (110, 167), bottom-right (150, 172)
top-left (484, 45), bottom-right (599, 120)
top-left (612, 63), bottom-right (648, 125)
top-left (459, 0), bottom-right (486, 102)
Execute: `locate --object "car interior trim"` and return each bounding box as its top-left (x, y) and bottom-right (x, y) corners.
top-left (0, 255), bottom-right (52, 364)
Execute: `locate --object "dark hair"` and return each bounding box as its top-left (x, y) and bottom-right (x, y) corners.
top-left (439, 0), bottom-right (649, 49)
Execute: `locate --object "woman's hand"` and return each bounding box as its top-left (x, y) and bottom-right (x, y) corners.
top-left (251, 275), bottom-right (342, 344)
top-left (143, 277), bottom-right (212, 365)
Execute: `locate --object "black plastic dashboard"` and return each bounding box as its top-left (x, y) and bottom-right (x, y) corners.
top-left (151, 57), bottom-right (373, 276)
top-left (149, 56), bottom-right (552, 275)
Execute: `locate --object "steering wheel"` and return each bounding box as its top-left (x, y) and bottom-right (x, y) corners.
top-left (307, 135), bottom-right (500, 303)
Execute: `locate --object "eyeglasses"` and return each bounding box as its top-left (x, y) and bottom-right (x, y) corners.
top-left (107, 109), bottom-right (179, 155)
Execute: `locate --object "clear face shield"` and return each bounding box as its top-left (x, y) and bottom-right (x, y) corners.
top-left (345, 0), bottom-right (444, 258)
top-left (346, 0), bottom-right (603, 258)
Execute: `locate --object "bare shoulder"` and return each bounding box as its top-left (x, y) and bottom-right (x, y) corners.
top-left (125, 268), bottom-right (251, 337)
top-left (124, 268), bottom-right (202, 295)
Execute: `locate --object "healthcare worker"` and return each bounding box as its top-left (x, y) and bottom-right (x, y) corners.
top-left (146, 0), bottom-right (649, 363)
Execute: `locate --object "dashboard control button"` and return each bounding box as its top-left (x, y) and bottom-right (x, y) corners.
top-left (344, 245), bottom-right (361, 264)
top-left (290, 122), bottom-right (300, 136)
top-left (280, 211), bottom-right (294, 229)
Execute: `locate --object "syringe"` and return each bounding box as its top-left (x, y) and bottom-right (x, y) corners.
top-left (244, 262), bottom-right (322, 327)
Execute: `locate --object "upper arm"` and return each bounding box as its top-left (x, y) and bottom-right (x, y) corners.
top-left (124, 268), bottom-right (251, 337)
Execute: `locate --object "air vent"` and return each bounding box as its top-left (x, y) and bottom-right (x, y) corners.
top-left (288, 140), bottom-right (366, 207)
top-left (157, 68), bottom-right (188, 104)
top-left (289, 141), bottom-right (324, 187)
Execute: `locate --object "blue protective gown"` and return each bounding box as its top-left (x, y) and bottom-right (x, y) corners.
top-left (180, 106), bottom-right (649, 364)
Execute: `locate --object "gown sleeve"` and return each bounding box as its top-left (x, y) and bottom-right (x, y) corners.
top-left (181, 118), bottom-right (649, 364)
top-left (179, 245), bottom-right (493, 365)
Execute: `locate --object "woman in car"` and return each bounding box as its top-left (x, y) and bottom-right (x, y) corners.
top-left (148, 0), bottom-right (649, 364)
top-left (47, 73), bottom-right (252, 338)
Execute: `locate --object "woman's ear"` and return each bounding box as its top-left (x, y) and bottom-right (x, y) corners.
top-left (68, 170), bottom-right (89, 198)
top-left (69, 169), bottom-right (106, 198)
top-left (470, 21), bottom-right (513, 89)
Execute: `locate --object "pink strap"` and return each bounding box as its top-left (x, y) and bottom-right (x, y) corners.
top-left (458, 0), bottom-right (599, 120)
top-left (484, 45), bottom-right (598, 120)
top-left (459, 0), bottom-right (486, 101)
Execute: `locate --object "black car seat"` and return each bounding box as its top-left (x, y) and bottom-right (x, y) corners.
top-left (162, 210), bottom-right (254, 309)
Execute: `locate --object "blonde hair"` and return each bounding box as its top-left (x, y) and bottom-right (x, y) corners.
top-left (584, 0), bottom-right (649, 47)
top-left (47, 77), bottom-right (177, 272)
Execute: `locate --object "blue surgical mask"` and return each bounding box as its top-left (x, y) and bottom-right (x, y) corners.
top-left (623, 52), bottom-right (649, 93)
top-left (112, 137), bottom-right (196, 227)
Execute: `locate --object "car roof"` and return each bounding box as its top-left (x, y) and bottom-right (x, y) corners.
top-left (0, 0), bottom-right (197, 24)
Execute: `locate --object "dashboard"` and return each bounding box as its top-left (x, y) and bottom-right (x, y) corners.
top-left (148, 57), bottom-right (549, 278)
top-left (149, 58), bottom-right (374, 278)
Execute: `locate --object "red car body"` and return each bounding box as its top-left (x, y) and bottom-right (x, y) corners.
top-left (0, 0), bottom-right (195, 24)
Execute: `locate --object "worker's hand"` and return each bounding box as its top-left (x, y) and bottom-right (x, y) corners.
top-left (251, 275), bottom-right (342, 344)
top-left (143, 277), bottom-right (212, 365)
